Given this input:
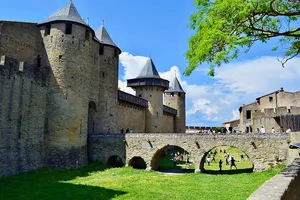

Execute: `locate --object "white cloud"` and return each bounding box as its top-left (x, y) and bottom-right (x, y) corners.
top-left (119, 52), bottom-right (148, 79)
top-left (118, 52), bottom-right (300, 127)
top-left (214, 57), bottom-right (300, 94)
top-left (118, 80), bottom-right (135, 95)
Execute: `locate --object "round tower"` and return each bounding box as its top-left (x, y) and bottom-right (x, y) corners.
top-left (37, 1), bottom-right (96, 168)
top-left (127, 59), bottom-right (169, 133)
top-left (95, 22), bottom-right (121, 133)
top-left (164, 76), bottom-right (186, 133)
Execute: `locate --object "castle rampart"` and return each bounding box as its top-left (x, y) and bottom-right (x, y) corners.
top-left (0, 56), bottom-right (48, 176)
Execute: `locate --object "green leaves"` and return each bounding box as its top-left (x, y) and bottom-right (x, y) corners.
top-left (185, 0), bottom-right (300, 76)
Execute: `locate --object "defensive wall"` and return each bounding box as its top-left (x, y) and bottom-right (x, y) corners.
top-left (0, 56), bottom-right (48, 176)
top-left (89, 133), bottom-right (290, 172)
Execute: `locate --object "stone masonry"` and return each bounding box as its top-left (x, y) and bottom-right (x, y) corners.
top-left (0, 1), bottom-right (186, 176)
top-left (89, 133), bottom-right (290, 172)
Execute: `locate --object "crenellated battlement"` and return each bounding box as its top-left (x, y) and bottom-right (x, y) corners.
top-left (254, 106), bottom-right (300, 118)
top-left (0, 55), bottom-right (48, 86)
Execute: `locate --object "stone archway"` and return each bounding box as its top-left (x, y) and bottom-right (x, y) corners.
top-left (199, 145), bottom-right (254, 174)
top-left (150, 145), bottom-right (194, 172)
top-left (107, 155), bottom-right (124, 168)
top-left (129, 156), bottom-right (147, 169)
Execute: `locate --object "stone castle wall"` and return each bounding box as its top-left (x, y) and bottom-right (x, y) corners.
top-left (162, 114), bottom-right (174, 133)
top-left (164, 92), bottom-right (186, 133)
top-left (0, 21), bottom-right (43, 65)
top-left (0, 56), bottom-right (48, 176)
top-left (117, 102), bottom-right (146, 133)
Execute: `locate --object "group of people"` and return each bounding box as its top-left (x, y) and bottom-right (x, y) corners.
top-left (173, 152), bottom-right (190, 167)
top-left (206, 148), bottom-right (238, 171)
top-left (255, 126), bottom-right (292, 134)
top-left (120, 128), bottom-right (133, 134)
top-left (199, 127), bottom-right (237, 135)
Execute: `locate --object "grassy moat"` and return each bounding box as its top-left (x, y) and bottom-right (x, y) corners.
top-left (0, 161), bottom-right (284, 200)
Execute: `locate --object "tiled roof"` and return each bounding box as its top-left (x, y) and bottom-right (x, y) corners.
top-left (166, 76), bottom-right (185, 93)
top-left (95, 25), bottom-right (118, 48)
top-left (38, 1), bottom-right (87, 26)
top-left (137, 59), bottom-right (160, 78)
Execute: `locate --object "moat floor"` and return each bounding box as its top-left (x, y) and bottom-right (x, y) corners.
top-left (0, 163), bottom-right (284, 200)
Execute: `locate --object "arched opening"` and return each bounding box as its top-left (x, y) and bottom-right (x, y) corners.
top-left (88, 101), bottom-right (97, 161)
top-left (151, 145), bottom-right (194, 173)
top-left (107, 155), bottom-right (124, 168)
top-left (128, 156), bottom-right (147, 169)
top-left (200, 146), bottom-right (254, 174)
top-left (88, 101), bottom-right (97, 135)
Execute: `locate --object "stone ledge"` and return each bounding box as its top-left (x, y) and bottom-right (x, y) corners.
top-left (247, 158), bottom-right (300, 200)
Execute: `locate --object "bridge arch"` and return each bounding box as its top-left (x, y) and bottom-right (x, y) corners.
top-left (128, 156), bottom-right (147, 169)
top-left (150, 145), bottom-right (192, 171)
top-left (107, 155), bottom-right (124, 168)
top-left (199, 145), bottom-right (254, 173)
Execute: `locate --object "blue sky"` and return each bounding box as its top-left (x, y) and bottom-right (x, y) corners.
top-left (1, 0), bottom-right (300, 126)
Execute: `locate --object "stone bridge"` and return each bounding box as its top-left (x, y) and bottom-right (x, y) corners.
top-left (88, 133), bottom-right (290, 172)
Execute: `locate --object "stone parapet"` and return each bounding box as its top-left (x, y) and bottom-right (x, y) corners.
top-left (247, 158), bottom-right (300, 200)
top-left (0, 55), bottom-right (48, 86)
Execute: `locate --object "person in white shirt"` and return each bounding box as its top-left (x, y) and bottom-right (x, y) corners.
top-left (260, 126), bottom-right (265, 134)
top-left (271, 127), bottom-right (275, 133)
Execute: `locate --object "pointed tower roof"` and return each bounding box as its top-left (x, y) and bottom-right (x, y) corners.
top-left (38, 1), bottom-right (87, 26)
top-left (137, 59), bottom-right (161, 78)
top-left (127, 58), bottom-right (169, 89)
top-left (166, 76), bottom-right (185, 93)
top-left (95, 23), bottom-right (119, 49)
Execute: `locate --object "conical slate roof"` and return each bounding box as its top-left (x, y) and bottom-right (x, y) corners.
top-left (38, 1), bottom-right (87, 26)
top-left (137, 59), bottom-right (161, 78)
top-left (95, 25), bottom-right (118, 48)
top-left (166, 76), bottom-right (185, 93)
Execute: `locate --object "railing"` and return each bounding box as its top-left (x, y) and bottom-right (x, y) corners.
top-left (118, 90), bottom-right (148, 108)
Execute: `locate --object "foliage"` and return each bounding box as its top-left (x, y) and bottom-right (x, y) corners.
top-left (0, 162), bottom-right (285, 200)
top-left (185, 0), bottom-right (300, 76)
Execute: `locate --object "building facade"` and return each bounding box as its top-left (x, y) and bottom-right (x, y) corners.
top-left (239, 88), bottom-right (300, 133)
top-left (0, 1), bottom-right (186, 176)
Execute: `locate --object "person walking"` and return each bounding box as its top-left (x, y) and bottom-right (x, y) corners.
top-left (207, 157), bottom-right (211, 166)
top-left (173, 155), bottom-right (177, 168)
top-left (219, 159), bottom-right (223, 171)
top-left (230, 157), bottom-right (237, 169)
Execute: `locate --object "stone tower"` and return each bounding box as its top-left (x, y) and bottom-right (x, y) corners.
top-left (95, 23), bottom-right (121, 134)
top-left (37, 1), bottom-right (95, 168)
top-left (127, 59), bottom-right (169, 133)
top-left (164, 76), bottom-right (186, 133)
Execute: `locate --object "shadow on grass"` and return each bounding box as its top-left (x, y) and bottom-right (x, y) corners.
top-left (0, 162), bottom-right (126, 200)
top-left (202, 168), bottom-right (253, 175)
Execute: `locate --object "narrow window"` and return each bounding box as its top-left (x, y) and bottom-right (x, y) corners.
top-left (65, 23), bottom-right (72, 35)
top-left (114, 49), bottom-right (118, 58)
top-left (85, 29), bottom-right (90, 41)
top-left (102, 72), bottom-right (105, 78)
top-left (139, 94), bottom-right (142, 98)
top-left (246, 110), bottom-right (251, 119)
top-left (37, 55), bottom-right (41, 67)
top-left (45, 24), bottom-right (51, 36)
top-left (269, 96), bottom-right (273, 103)
top-left (178, 93), bottom-right (181, 97)
top-left (288, 109), bottom-right (291, 113)
top-left (99, 46), bottom-right (104, 55)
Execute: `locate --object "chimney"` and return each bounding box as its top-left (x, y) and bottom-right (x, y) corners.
top-left (280, 87), bottom-right (284, 91)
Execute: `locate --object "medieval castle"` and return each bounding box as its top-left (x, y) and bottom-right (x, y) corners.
top-left (0, 1), bottom-right (186, 176)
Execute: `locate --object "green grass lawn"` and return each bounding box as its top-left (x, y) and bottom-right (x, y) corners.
top-left (0, 162), bottom-right (284, 200)
top-left (204, 146), bottom-right (254, 173)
